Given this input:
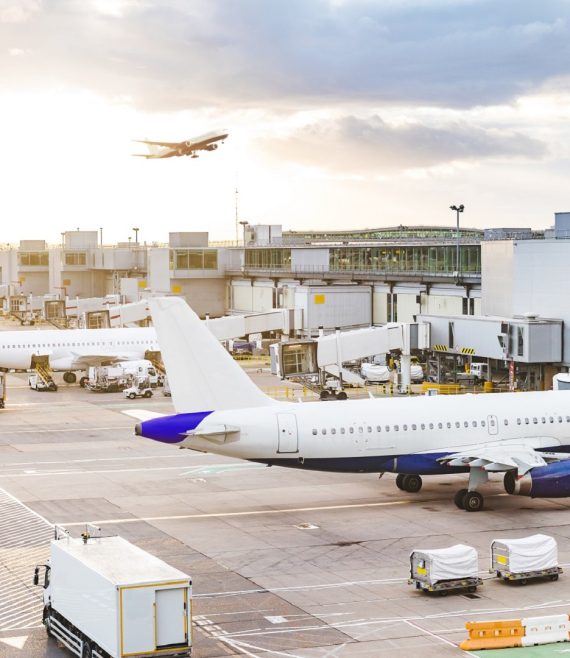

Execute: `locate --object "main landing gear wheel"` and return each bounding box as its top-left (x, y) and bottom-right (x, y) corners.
top-left (63, 371), bottom-right (76, 384)
top-left (454, 488), bottom-right (469, 509)
top-left (399, 474), bottom-right (423, 493)
top-left (396, 474), bottom-right (407, 490)
top-left (463, 491), bottom-right (484, 512)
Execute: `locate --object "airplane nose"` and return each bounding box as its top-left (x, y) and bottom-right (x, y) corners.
top-left (135, 423), bottom-right (142, 436)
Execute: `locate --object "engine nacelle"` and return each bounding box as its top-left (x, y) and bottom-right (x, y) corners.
top-left (504, 461), bottom-right (570, 498)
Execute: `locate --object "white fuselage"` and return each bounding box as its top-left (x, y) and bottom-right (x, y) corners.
top-left (0, 327), bottom-right (159, 371)
top-left (184, 391), bottom-right (570, 471)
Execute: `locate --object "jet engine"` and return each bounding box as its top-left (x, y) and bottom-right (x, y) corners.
top-left (504, 461), bottom-right (570, 498)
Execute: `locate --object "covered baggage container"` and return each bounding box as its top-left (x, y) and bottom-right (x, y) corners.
top-left (491, 534), bottom-right (562, 584)
top-left (409, 544), bottom-right (481, 595)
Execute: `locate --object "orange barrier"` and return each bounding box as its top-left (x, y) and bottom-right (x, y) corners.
top-left (460, 619), bottom-right (524, 651)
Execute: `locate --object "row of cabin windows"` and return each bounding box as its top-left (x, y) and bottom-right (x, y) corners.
top-left (311, 416), bottom-right (570, 436)
top-left (1, 340), bottom-right (156, 349)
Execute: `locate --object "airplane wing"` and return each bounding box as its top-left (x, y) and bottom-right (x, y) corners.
top-left (69, 352), bottom-right (142, 368)
top-left (438, 444), bottom-right (570, 476)
top-left (134, 139), bottom-right (182, 148)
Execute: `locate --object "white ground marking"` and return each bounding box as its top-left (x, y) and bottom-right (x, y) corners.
top-left (0, 488), bottom-right (53, 633)
top-left (0, 425), bottom-right (133, 434)
top-left (0, 465), bottom-right (216, 478)
top-left (0, 636), bottom-right (28, 649)
top-left (63, 499), bottom-right (414, 526)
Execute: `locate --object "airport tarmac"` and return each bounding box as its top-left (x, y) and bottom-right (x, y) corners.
top-left (2, 372), bottom-right (570, 657)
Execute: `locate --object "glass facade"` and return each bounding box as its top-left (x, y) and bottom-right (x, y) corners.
top-left (170, 249), bottom-right (218, 270)
top-left (285, 226), bottom-right (484, 242)
top-left (328, 245), bottom-right (480, 274)
top-left (245, 248), bottom-right (291, 269)
top-left (19, 252), bottom-right (48, 266)
top-left (64, 252), bottom-right (87, 266)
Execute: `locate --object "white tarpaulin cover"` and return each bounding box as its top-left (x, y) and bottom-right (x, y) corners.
top-left (492, 534), bottom-right (558, 573)
top-left (411, 544), bottom-right (478, 584)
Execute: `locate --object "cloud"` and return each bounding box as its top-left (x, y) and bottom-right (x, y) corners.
top-left (0, 0), bottom-right (569, 110)
top-left (261, 115), bottom-right (547, 173)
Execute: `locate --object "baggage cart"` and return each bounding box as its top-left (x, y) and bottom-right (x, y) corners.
top-left (491, 534), bottom-right (562, 585)
top-left (409, 544), bottom-right (482, 596)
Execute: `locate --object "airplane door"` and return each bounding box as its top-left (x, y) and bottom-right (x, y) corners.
top-left (487, 414), bottom-right (498, 436)
top-left (277, 413), bottom-right (299, 453)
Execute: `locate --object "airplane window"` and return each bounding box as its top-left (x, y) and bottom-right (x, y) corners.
top-left (349, 427), bottom-right (354, 434)
top-left (503, 419), bottom-right (508, 425)
top-left (472, 421), bottom-right (477, 427)
top-left (447, 422), bottom-right (451, 428)
top-left (525, 418), bottom-right (529, 424)
top-left (566, 416), bottom-right (570, 422)
top-left (429, 423), bottom-right (434, 430)
top-left (321, 429), bottom-right (326, 435)
top-left (331, 428), bottom-right (336, 435)
top-left (385, 426), bottom-right (390, 432)
top-left (558, 417), bottom-right (563, 423)
top-left (412, 424), bottom-right (417, 430)
top-left (357, 427), bottom-right (363, 434)
top-left (541, 418), bottom-right (546, 424)
top-left (438, 423), bottom-right (443, 429)
top-left (455, 421), bottom-right (460, 428)
top-left (550, 417), bottom-right (554, 423)
top-left (312, 429), bottom-right (317, 435)
top-left (463, 421), bottom-right (468, 428)
top-left (403, 424), bottom-right (408, 431)
top-left (340, 428), bottom-right (345, 434)
top-left (420, 423), bottom-right (425, 430)
top-left (517, 418), bottom-right (521, 425)
top-left (532, 418), bottom-right (538, 424)
top-left (367, 426), bottom-right (372, 433)
top-left (377, 426), bottom-right (382, 432)
top-left (394, 425), bottom-right (399, 431)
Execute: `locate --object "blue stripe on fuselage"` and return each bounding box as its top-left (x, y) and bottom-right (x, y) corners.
top-left (139, 411), bottom-right (213, 443)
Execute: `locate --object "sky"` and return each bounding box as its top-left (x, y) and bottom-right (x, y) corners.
top-left (1, 0), bottom-right (569, 245)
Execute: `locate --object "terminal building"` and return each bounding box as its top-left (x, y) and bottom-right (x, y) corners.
top-left (1, 213), bottom-right (569, 386)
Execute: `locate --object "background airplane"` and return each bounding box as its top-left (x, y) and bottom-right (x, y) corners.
top-left (133, 297), bottom-right (570, 513)
top-left (133, 130), bottom-right (228, 159)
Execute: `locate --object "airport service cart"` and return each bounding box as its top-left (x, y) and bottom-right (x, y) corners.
top-left (34, 532), bottom-right (192, 658)
top-left (409, 544), bottom-right (482, 596)
top-left (491, 534), bottom-right (562, 585)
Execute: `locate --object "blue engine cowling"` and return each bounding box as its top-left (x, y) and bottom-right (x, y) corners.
top-left (504, 461), bottom-right (570, 498)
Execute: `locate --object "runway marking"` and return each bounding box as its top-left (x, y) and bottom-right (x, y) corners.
top-left (0, 453), bottom-right (207, 468)
top-left (0, 488), bottom-right (53, 633)
top-left (63, 498), bottom-right (415, 526)
top-left (0, 425), bottom-right (133, 435)
top-left (0, 465), bottom-right (214, 478)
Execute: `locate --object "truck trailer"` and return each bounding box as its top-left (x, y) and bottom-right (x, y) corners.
top-left (34, 532), bottom-right (192, 658)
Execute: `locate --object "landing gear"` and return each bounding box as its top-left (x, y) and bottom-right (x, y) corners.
top-left (63, 371), bottom-right (76, 384)
top-left (463, 491), bottom-right (484, 512)
top-left (454, 488), bottom-right (469, 509)
top-left (396, 474), bottom-right (423, 493)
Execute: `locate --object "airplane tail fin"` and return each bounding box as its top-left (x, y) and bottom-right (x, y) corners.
top-left (149, 297), bottom-right (276, 414)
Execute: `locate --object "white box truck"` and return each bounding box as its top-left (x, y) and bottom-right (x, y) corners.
top-left (34, 533), bottom-right (192, 658)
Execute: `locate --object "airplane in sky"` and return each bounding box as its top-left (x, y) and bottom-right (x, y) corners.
top-left (133, 130), bottom-right (228, 159)
top-left (0, 326), bottom-right (159, 384)
top-left (132, 297), bottom-right (570, 513)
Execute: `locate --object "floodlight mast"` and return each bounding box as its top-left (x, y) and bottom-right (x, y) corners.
top-left (449, 204), bottom-right (464, 281)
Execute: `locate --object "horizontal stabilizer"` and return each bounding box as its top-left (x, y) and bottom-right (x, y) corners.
top-left (121, 409), bottom-right (166, 422)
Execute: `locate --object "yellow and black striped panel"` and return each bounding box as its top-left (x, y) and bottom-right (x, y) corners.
top-left (459, 347), bottom-right (476, 355)
top-left (433, 344), bottom-right (448, 352)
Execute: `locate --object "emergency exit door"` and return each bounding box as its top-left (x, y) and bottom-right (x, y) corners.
top-left (277, 413), bottom-right (299, 453)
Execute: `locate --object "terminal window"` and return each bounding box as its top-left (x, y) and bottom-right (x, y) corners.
top-left (64, 252), bottom-right (86, 266)
top-left (19, 252), bottom-right (48, 266)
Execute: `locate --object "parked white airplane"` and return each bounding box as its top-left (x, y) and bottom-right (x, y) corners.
top-left (132, 297), bottom-right (570, 513)
top-left (133, 130), bottom-right (228, 159)
top-left (0, 327), bottom-right (159, 384)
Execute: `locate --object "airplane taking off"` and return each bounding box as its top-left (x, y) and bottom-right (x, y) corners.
top-left (132, 297), bottom-right (570, 513)
top-left (133, 130), bottom-right (228, 159)
top-left (0, 326), bottom-right (159, 384)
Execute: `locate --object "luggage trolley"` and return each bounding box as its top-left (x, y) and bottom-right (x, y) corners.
top-left (409, 544), bottom-right (482, 596)
top-left (491, 534), bottom-right (562, 585)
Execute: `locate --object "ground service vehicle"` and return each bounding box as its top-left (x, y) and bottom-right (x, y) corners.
top-left (34, 532), bottom-right (192, 658)
top-left (28, 374), bottom-right (57, 391)
top-left (491, 534), bottom-right (562, 585)
top-left (360, 362), bottom-right (391, 383)
top-left (124, 380), bottom-right (153, 399)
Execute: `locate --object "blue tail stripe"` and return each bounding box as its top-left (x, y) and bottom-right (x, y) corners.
top-left (140, 411), bottom-right (213, 443)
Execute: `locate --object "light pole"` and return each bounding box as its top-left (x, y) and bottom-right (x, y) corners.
top-left (449, 204), bottom-right (464, 279)
top-left (132, 227), bottom-right (139, 245)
